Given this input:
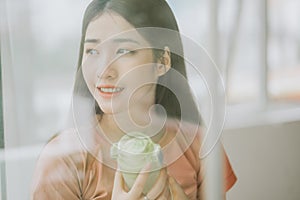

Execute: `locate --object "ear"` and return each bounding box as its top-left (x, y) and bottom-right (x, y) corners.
top-left (156, 46), bottom-right (171, 77)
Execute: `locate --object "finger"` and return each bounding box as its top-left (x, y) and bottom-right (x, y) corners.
top-left (128, 166), bottom-right (150, 198)
top-left (113, 170), bottom-right (124, 193)
top-left (156, 183), bottom-right (170, 200)
top-left (147, 169), bottom-right (168, 199)
top-left (169, 176), bottom-right (188, 200)
top-left (140, 162), bottom-right (152, 173)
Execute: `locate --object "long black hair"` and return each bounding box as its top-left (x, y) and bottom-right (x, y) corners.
top-left (73, 0), bottom-right (201, 125)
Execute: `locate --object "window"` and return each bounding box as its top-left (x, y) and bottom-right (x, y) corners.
top-left (171, 0), bottom-right (300, 128)
top-left (1, 0), bottom-right (299, 199)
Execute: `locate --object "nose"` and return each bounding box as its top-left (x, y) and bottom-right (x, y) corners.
top-left (97, 64), bottom-right (118, 80)
top-left (94, 48), bottom-right (119, 80)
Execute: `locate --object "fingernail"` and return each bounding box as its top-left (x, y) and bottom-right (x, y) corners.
top-left (142, 163), bottom-right (151, 172)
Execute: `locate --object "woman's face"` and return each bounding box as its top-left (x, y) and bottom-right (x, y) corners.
top-left (82, 12), bottom-right (159, 115)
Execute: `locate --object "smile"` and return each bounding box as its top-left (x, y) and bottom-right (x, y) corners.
top-left (99, 87), bottom-right (124, 93)
top-left (97, 85), bottom-right (124, 98)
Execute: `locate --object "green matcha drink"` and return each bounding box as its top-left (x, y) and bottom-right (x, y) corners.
top-left (110, 132), bottom-right (163, 193)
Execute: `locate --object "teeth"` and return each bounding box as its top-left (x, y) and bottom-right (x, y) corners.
top-left (100, 87), bottom-right (123, 93)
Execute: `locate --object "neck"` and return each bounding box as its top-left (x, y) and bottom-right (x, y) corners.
top-left (98, 107), bottom-right (166, 143)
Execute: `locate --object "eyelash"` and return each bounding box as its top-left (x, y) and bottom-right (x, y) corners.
top-left (85, 48), bottom-right (136, 56)
top-left (116, 48), bottom-right (135, 55)
top-left (85, 49), bottom-right (99, 55)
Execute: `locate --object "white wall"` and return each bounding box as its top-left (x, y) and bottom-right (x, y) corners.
top-left (223, 121), bottom-right (300, 200)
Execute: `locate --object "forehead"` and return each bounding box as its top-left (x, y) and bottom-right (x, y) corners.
top-left (85, 12), bottom-right (148, 45)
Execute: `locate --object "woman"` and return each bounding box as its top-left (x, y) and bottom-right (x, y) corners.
top-left (31, 0), bottom-right (237, 199)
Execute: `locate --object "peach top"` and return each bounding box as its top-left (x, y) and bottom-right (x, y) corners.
top-left (31, 119), bottom-right (237, 200)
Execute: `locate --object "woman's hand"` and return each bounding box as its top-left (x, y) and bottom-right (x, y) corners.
top-left (112, 168), bottom-right (170, 200)
top-left (144, 169), bottom-right (170, 200)
top-left (168, 176), bottom-right (189, 200)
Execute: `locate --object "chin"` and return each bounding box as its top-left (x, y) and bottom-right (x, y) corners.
top-left (96, 98), bottom-right (129, 115)
top-left (98, 104), bottom-right (123, 115)
top-left (97, 105), bottom-right (113, 114)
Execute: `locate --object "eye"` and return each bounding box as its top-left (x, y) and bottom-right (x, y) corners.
top-left (116, 48), bottom-right (135, 55)
top-left (85, 49), bottom-right (99, 55)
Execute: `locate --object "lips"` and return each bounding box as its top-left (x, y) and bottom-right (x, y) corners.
top-left (97, 85), bottom-right (124, 98)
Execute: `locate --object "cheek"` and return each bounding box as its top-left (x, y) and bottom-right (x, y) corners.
top-left (82, 63), bottom-right (98, 94)
top-left (121, 63), bottom-right (157, 82)
top-left (123, 69), bottom-right (157, 102)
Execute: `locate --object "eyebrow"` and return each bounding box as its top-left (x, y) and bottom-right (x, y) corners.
top-left (112, 38), bottom-right (141, 45)
top-left (84, 38), bottom-right (101, 43)
top-left (84, 37), bottom-right (141, 45)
